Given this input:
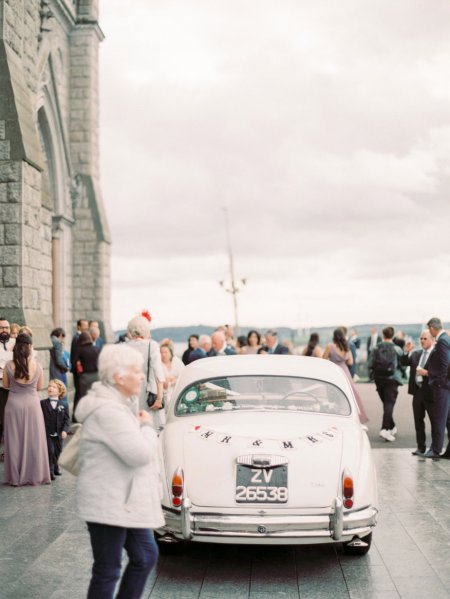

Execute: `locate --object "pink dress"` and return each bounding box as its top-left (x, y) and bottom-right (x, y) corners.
top-left (328, 345), bottom-right (369, 424)
top-left (3, 362), bottom-right (51, 486)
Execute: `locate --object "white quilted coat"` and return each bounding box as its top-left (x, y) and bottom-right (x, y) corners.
top-left (75, 382), bottom-right (164, 529)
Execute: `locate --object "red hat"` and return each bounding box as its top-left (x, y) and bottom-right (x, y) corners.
top-left (141, 309), bottom-right (152, 322)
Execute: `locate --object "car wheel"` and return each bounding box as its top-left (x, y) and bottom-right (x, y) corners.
top-left (343, 532), bottom-right (372, 556)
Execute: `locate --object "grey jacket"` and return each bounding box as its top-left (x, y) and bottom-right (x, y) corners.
top-left (75, 382), bottom-right (165, 529)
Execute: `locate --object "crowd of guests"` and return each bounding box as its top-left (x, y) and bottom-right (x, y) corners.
top-left (0, 317), bottom-right (105, 485)
top-left (179, 321), bottom-right (450, 458)
top-left (0, 313), bottom-right (449, 598)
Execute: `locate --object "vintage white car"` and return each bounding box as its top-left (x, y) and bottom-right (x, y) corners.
top-left (156, 355), bottom-right (377, 555)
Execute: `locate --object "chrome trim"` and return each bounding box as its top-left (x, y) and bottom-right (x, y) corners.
top-left (331, 497), bottom-right (343, 540)
top-left (236, 454), bottom-right (289, 468)
top-left (181, 498), bottom-right (192, 540)
top-left (161, 503), bottom-right (378, 543)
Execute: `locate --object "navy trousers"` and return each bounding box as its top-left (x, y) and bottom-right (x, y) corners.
top-left (87, 522), bottom-right (158, 599)
top-left (412, 386), bottom-right (433, 452)
top-left (429, 386), bottom-right (450, 455)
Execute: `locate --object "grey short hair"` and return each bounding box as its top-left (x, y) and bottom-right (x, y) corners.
top-left (98, 344), bottom-right (144, 385)
top-left (199, 334), bottom-right (211, 344)
top-left (127, 315), bottom-right (151, 339)
top-left (427, 317), bottom-right (443, 331)
top-left (266, 329), bottom-right (278, 337)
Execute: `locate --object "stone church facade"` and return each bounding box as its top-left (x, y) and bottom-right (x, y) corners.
top-left (0, 0), bottom-right (112, 351)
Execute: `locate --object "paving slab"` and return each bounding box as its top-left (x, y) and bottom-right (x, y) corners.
top-left (1, 448), bottom-right (449, 599)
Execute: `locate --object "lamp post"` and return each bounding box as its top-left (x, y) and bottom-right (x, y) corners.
top-left (219, 207), bottom-right (246, 336)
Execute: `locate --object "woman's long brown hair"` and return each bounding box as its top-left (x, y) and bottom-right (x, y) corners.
top-left (13, 333), bottom-right (32, 380)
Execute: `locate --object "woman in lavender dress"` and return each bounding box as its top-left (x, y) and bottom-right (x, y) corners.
top-left (323, 328), bottom-right (369, 424)
top-left (3, 333), bottom-right (51, 486)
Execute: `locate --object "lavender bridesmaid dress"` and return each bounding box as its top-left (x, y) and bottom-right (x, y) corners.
top-left (328, 345), bottom-right (369, 424)
top-left (3, 362), bottom-right (51, 486)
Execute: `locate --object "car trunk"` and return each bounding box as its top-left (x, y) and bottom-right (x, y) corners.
top-left (183, 412), bottom-right (344, 509)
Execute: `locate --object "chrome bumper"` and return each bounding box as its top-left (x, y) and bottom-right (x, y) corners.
top-left (159, 497), bottom-right (378, 545)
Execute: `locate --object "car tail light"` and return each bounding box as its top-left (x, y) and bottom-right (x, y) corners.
top-left (172, 467), bottom-right (184, 507)
top-left (342, 470), bottom-right (354, 509)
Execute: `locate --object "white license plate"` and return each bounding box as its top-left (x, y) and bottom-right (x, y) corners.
top-left (235, 465), bottom-right (288, 503)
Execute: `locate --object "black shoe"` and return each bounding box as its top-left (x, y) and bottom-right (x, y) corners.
top-left (440, 452), bottom-right (450, 460)
top-left (412, 449), bottom-right (425, 456)
top-left (54, 467), bottom-right (62, 475)
top-left (422, 449), bottom-right (441, 459)
top-left (50, 473), bottom-right (56, 481)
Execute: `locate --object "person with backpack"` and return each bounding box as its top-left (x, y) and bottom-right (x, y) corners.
top-left (368, 326), bottom-right (403, 442)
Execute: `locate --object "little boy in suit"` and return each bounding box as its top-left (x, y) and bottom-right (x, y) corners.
top-left (40, 379), bottom-right (70, 480)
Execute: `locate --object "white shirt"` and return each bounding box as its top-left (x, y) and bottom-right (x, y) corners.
top-left (0, 338), bottom-right (15, 380)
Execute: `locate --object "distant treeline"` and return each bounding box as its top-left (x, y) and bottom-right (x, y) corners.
top-left (115, 322), bottom-right (448, 345)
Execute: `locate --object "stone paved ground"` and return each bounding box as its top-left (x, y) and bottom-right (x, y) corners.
top-left (1, 448), bottom-right (449, 599)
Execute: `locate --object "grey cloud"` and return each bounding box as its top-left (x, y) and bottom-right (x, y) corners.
top-left (100, 1), bottom-right (450, 327)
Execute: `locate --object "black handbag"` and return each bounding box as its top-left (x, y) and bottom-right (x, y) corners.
top-left (146, 391), bottom-right (158, 407)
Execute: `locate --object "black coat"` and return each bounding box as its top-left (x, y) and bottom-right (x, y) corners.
top-left (401, 349), bottom-right (432, 398)
top-left (426, 332), bottom-right (450, 390)
top-left (258, 343), bottom-right (289, 355)
top-left (77, 344), bottom-right (100, 373)
top-left (40, 398), bottom-right (70, 437)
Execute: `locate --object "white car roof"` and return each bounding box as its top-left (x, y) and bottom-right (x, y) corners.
top-left (177, 355), bottom-right (352, 395)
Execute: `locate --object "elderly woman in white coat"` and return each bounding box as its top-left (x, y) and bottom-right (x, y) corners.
top-left (75, 344), bottom-right (164, 599)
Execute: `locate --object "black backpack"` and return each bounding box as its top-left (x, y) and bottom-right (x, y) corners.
top-left (372, 343), bottom-right (397, 377)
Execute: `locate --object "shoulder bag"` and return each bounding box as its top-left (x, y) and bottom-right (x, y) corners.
top-left (146, 341), bottom-right (158, 407)
top-left (59, 423), bottom-right (82, 476)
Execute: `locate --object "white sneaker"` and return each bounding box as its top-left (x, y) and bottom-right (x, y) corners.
top-left (390, 426), bottom-right (397, 436)
top-left (379, 429), bottom-right (396, 442)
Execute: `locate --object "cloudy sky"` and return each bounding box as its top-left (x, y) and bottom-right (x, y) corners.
top-left (99, 0), bottom-right (450, 331)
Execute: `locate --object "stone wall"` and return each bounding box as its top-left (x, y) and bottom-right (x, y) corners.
top-left (0, 0), bottom-right (112, 354)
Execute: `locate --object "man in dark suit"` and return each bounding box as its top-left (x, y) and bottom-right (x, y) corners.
top-left (209, 330), bottom-right (237, 357)
top-left (401, 330), bottom-right (434, 455)
top-left (70, 319), bottom-right (89, 422)
top-left (41, 383), bottom-right (71, 479)
top-left (258, 330), bottom-right (289, 355)
top-left (189, 335), bottom-right (211, 363)
top-left (421, 317), bottom-right (450, 459)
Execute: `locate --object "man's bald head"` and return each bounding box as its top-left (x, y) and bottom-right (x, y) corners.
top-left (211, 330), bottom-right (226, 352)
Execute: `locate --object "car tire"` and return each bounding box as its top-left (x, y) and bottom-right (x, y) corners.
top-left (342, 532), bottom-right (372, 556)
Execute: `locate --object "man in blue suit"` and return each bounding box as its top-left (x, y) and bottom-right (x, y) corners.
top-left (258, 330), bottom-right (289, 355)
top-left (420, 317), bottom-right (450, 458)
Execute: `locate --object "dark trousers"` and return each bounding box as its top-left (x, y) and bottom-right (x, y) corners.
top-left (375, 378), bottom-right (399, 430)
top-left (46, 436), bottom-right (63, 474)
top-left (429, 386), bottom-right (450, 455)
top-left (0, 387), bottom-right (9, 442)
top-left (72, 372), bottom-right (81, 423)
top-left (412, 387), bottom-right (432, 452)
top-left (87, 522), bottom-right (158, 599)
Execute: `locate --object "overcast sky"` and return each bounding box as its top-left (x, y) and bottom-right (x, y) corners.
top-left (99, 0), bottom-right (450, 332)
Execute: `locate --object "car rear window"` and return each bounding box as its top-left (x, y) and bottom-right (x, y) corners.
top-left (175, 375), bottom-right (351, 417)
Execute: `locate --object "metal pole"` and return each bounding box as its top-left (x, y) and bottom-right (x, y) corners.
top-left (222, 207), bottom-right (240, 335)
